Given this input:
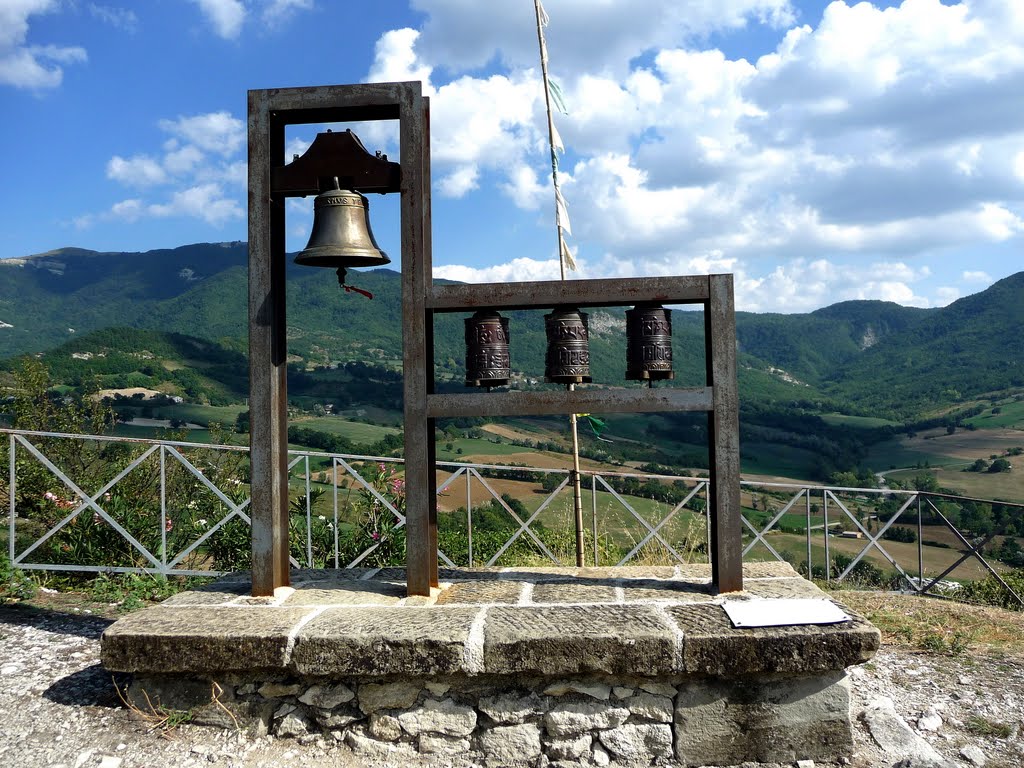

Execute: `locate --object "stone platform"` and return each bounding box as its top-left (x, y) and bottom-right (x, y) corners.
top-left (101, 562), bottom-right (879, 766)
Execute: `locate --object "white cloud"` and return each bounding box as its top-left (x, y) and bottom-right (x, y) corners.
top-left (434, 256), bottom-right (564, 283)
top-left (0, 0), bottom-right (87, 89)
top-left (189, 0), bottom-right (246, 39)
top-left (962, 270), bottom-right (992, 283)
top-left (106, 155), bottom-right (168, 187)
top-left (261, 0), bottom-right (313, 24)
top-left (438, 165), bottom-right (479, 198)
top-left (158, 112), bottom-right (244, 156)
top-left (148, 184), bottom-right (244, 225)
top-left (88, 4), bottom-right (138, 32)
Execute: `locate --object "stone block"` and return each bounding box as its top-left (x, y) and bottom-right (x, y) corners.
top-left (625, 692), bottom-right (673, 723)
top-left (581, 566), bottom-right (676, 579)
top-left (666, 603), bottom-right (879, 676)
top-left (100, 606), bottom-right (311, 673)
top-left (742, 561), bottom-right (799, 578)
top-left (418, 733), bottom-right (471, 755)
top-left (547, 733), bottom-right (592, 761)
top-left (368, 713), bottom-right (402, 741)
top-left (599, 723), bottom-right (673, 763)
top-left (531, 582), bottom-right (619, 604)
top-left (435, 580), bottom-right (524, 605)
top-left (544, 701), bottom-right (630, 737)
top-left (479, 723), bottom-right (542, 763)
top-left (358, 681), bottom-right (422, 714)
top-left (620, 578), bottom-right (714, 604)
top-left (543, 681), bottom-right (611, 700)
top-left (298, 683), bottom-right (354, 709)
top-left (741, 577), bottom-right (827, 599)
top-left (674, 673), bottom-right (852, 765)
top-left (291, 607), bottom-right (478, 675)
top-left (479, 692), bottom-right (546, 724)
top-left (484, 605), bottom-right (676, 676)
top-left (282, 580), bottom-right (406, 606)
top-left (398, 698), bottom-right (477, 737)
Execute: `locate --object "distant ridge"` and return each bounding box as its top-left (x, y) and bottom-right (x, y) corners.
top-left (1, 242), bottom-right (1021, 419)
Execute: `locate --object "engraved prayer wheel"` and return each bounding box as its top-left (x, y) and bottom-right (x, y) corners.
top-left (464, 311), bottom-right (510, 388)
top-left (544, 307), bottom-right (592, 384)
top-left (625, 304), bottom-right (674, 382)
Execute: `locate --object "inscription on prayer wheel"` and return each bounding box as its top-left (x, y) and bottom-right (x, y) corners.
top-left (544, 307), bottom-right (592, 384)
top-left (625, 304), bottom-right (674, 381)
top-left (464, 310), bottom-right (510, 387)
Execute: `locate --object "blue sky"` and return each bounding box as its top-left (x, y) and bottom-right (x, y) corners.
top-left (1, 0), bottom-right (1021, 312)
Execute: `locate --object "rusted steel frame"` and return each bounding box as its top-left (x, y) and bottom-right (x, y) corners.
top-left (248, 88), bottom-right (290, 596)
top-left (429, 275), bottom-right (710, 311)
top-left (925, 498), bottom-right (1024, 607)
top-left (706, 274), bottom-right (743, 593)
top-left (741, 487), bottom-right (807, 557)
top-left (833, 491), bottom-right (917, 583)
top-left (427, 387), bottom-right (713, 419)
top-left (399, 87), bottom-right (438, 596)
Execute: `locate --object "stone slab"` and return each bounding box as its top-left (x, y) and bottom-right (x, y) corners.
top-left (666, 603), bottom-right (879, 676)
top-left (281, 581), bottom-right (406, 606)
top-left (741, 577), bottom-right (827, 599)
top-left (620, 579), bottom-right (714, 604)
top-left (531, 582), bottom-right (620, 604)
top-left (435, 580), bottom-right (524, 605)
top-left (291, 607), bottom-right (480, 676)
top-left (674, 673), bottom-right (852, 765)
top-left (160, 582), bottom-right (251, 606)
top-left (101, 606), bottom-right (311, 673)
top-left (483, 605), bottom-right (677, 676)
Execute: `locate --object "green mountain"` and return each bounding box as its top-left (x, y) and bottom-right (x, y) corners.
top-left (1, 243), bottom-right (1022, 422)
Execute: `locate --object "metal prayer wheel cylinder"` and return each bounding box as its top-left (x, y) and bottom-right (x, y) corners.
top-left (625, 304), bottom-right (674, 381)
top-left (544, 307), bottom-right (592, 384)
top-left (464, 311), bottom-right (510, 387)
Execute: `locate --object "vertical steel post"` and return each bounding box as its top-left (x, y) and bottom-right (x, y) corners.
top-left (806, 487), bottom-right (812, 578)
top-left (248, 89), bottom-right (290, 596)
top-left (401, 88), bottom-right (437, 595)
top-left (705, 274), bottom-right (743, 593)
top-left (917, 493), bottom-right (924, 590)
top-left (160, 445), bottom-right (167, 572)
top-left (823, 492), bottom-right (831, 583)
top-left (592, 473), bottom-right (599, 566)
top-left (466, 469), bottom-right (473, 567)
top-left (9, 434), bottom-right (15, 564)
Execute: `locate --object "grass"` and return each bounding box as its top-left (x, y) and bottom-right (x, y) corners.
top-left (740, 442), bottom-right (821, 478)
top-left (160, 403), bottom-right (245, 427)
top-left (965, 398), bottom-right (1024, 429)
top-left (820, 413), bottom-right (900, 428)
top-left (290, 415), bottom-right (400, 444)
top-left (435, 438), bottom-right (536, 461)
top-left (837, 590), bottom-right (1024, 658)
top-left (886, 466), bottom-right (1024, 503)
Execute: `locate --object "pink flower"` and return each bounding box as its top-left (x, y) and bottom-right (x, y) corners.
top-left (165, 519), bottom-right (173, 532)
top-left (371, 531), bottom-right (380, 541)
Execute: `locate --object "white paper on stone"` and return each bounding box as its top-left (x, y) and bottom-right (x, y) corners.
top-left (723, 598), bottom-right (851, 628)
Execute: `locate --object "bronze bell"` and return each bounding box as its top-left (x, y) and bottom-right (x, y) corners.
top-left (545, 307), bottom-right (591, 384)
top-left (294, 178), bottom-right (391, 280)
top-left (625, 304), bottom-right (674, 383)
top-left (464, 311), bottom-right (510, 388)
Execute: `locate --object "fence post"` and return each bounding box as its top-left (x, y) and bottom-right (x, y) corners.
top-left (917, 493), bottom-right (924, 590)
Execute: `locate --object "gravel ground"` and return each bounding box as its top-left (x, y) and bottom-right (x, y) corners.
top-left (1, 603), bottom-right (1022, 768)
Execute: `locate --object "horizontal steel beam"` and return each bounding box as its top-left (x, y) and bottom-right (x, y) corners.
top-left (426, 386), bottom-right (713, 418)
top-left (429, 275), bottom-right (711, 312)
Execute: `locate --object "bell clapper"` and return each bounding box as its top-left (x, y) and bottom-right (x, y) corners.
top-left (335, 267), bottom-right (374, 299)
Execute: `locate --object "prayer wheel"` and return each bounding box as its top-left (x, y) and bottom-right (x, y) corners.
top-left (464, 310), bottom-right (510, 388)
top-left (625, 304), bottom-right (674, 382)
top-left (544, 307), bottom-right (591, 384)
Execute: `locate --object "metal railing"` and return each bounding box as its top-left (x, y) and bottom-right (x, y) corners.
top-left (2, 428), bottom-right (1021, 608)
